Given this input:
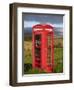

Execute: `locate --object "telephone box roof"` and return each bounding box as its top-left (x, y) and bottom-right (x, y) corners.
top-left (33, 24), bottom-right (53, 29)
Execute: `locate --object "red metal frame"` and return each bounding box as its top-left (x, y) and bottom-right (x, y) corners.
top-left (32, 24), bottom-right (54, 72)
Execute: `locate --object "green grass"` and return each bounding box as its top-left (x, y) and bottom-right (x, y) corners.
top-left (53, 48), bottom-right (63, 73)
top-left (24, 41), bottom-right (32, 64)
top-left (24, 68), bottom-right (47, 74)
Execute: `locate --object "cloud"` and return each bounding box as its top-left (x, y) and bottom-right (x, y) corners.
top-left (24, 21), bottom-right (40, 28)
top-left (53, 24), bottom-right (63, 28)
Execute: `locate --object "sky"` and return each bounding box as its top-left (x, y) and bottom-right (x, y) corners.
top-left (22, 13), bottom-right (63, 37)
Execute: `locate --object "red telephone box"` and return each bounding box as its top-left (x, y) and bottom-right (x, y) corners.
top-left (32, 24), bottom-right (54, 72)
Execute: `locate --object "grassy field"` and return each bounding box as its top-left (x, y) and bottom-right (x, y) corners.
top-left (24, 37), bottom-right (63, 74)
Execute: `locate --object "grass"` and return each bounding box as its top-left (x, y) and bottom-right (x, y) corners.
top-left (24, 41), bottom-right (32, 64)
top-left (54, 48), bottom-right (63, 73)
top-left (24, 38), bottom-right (63, 74)
top-left (24, 66), bottom-right (46, 74)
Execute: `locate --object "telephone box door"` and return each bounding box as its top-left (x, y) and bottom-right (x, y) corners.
top-left (46, 33), bottom-right (54, 72)
top-left (33, 32), bottom-right (42, 69)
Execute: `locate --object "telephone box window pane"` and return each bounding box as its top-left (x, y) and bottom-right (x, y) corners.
top-left (34, 35), bottom-right (41, 68)
top-left (35, 35), bottom-right (41, 47)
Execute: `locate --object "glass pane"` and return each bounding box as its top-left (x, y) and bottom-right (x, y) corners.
top-left (34, 35), bottom-right (41, 67)
top-left (35, 35), bottom-right (41, 47)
